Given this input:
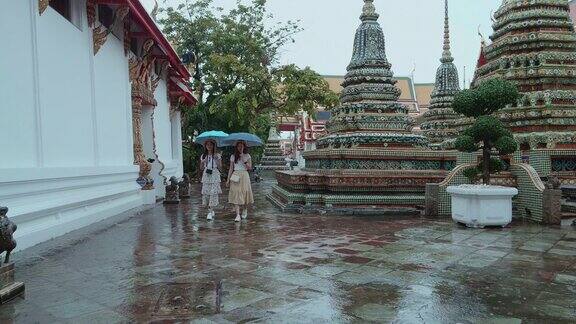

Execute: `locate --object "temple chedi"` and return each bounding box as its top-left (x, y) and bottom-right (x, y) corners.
top-left (464, 0), bottom-right (576, 215)
top-left (319, 0), bottom-right (429, 151)
top-left (421, 0), bottom-right (461, 149)
top-left (259, 125), bottom-right (288, 171)
top-left (472, 0), bottom-right (576, 153)
top-left (268, 0), bottom-right (456, 213)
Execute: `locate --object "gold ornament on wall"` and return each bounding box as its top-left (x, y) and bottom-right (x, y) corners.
top-left (114, 6), bottom-right (130, 29)
top-left (86, 0), bottom-right (96, 27)
top-left (92, 6), bottom-right (130, 56)
top-left (93, 26), bottom-right (108, 55)
top-left (39, 0), bottom-right (50, 15)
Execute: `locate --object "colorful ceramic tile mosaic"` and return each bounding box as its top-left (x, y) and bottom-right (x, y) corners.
top-left (421, 0), bottom-right (461, 150)
top-left (268, 0), bottom-right (457, 212)
top-left (460, 0), bottom-right (576, 155)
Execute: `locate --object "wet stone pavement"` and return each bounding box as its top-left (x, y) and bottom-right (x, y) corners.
top-left (3, 180), bottom-right (576, 323)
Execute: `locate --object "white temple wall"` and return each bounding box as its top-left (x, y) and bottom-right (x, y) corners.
top-left (94, 36), bottom-right (133, 166)
top-left (0, 1), bottom-right (42, 168)
top-left (0, 1), bottom-right (142, 251)
top-left (153, 79), bottom-right (182, 181)
top-left (172, 112), bottom-right (185, 177)
top-left (38, 7), bottom-right (95, 167)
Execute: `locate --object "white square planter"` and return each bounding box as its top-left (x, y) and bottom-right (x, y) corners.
top-left (447, 185), bottom-right (518, 228)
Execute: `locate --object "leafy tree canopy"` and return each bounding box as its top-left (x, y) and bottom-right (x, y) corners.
top-left (159, 0), bottom-right (338, 174)
top-left (453, 79), bottom-right (519, 184)
top-left (160, 0), bottom-right (338, 135)
top-left (453, 78), bottom-right (519, 118)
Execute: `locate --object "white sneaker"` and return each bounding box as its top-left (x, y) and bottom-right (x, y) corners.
top-left (207, 211), bottom-right (214, 221)
top-left (234, 215), bottom-right (241, 222)
top-left (241, 209), bottom-right (248, 219)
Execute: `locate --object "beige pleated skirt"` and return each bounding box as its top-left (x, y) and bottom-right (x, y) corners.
top-left (228, 171), bottom-right (254, 205)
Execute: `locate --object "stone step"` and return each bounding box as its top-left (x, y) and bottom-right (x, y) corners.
top-left (260, 159), bottom-right (285, 162)
top-left (562, 201), bottom-right (576, 214)
top-left (258, 165), bottom-right (288, 171)
top-left (0, 263), bottom-right (25, 304)
top-left (269, 185), bottom-right (424, 215)
top-left (560, 215), bottom-right (576, 227)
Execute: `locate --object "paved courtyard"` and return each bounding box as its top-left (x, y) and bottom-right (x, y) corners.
top-left (2, 180), bottom-right (576, 323)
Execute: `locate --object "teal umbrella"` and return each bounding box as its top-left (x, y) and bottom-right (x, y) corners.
top-left (221, 133), bottom-right (264, 147)
top-left (195, 130), bottom-right (229, 147)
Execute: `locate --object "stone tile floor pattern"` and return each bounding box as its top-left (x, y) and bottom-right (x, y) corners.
top-left (2, 180), bottom-right (576, 323)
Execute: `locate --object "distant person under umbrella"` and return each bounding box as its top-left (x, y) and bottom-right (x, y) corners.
top-left (195, 131), bottom-right (228, 221)
top-left (200, 140), bottom-right (222, 220)
top-left (226, 141), bottom-right (254, 222)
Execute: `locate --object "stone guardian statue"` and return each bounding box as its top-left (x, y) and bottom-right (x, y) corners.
top-left (0, 207), bottom-right (17, 264)
top-left (179, 174), bottom-right (191, 199)
top-left (164, 177), bottom-right (180, 204)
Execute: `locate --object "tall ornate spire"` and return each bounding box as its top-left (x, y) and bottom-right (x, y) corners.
top-left (321, 0), bottom-right (429, 151)
top-left (441, 0), bottom-right (453, 63)
top-left (360, 0), bottom-right (379, 21)
top-left (421, 0), bottom-right (460, 149)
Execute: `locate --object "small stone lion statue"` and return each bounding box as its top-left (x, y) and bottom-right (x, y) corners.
top-left (164, 176), bottom-right (180, 204)
top-left (0, 207), bottom-right (17, 264)
top-left (545, 176), bottom-right (561, 190)
top-left (178, 174), bottom-right (191, 199)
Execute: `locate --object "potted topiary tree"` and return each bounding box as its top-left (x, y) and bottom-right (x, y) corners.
top-left (447, 79), bottom-right (520, 228)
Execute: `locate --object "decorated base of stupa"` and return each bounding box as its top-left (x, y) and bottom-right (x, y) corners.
top-left (267, 148), bottom-right (457, 214)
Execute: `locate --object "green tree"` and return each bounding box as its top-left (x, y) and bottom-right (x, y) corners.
top-left (452, 79), bottom-right (519, 185)
top-left (159, 0), bottom-right (339, 175)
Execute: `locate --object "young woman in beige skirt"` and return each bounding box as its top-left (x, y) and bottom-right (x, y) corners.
top-left (226, 141), bottom-right (254, 222)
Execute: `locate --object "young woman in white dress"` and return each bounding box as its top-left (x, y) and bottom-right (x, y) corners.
top-left (226, 141), bottom-right (254, 222)
top-left (200, 140), bottom-right (222, 220)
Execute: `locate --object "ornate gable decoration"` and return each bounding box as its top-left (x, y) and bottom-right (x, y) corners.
top-left (130, 39), bottom-right (159, 106)
top-left (92, 5), bottom-right (130, 55)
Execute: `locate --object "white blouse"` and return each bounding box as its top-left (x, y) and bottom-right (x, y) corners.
top-left (231, 154), bottom-right (251, 171)
top-left (203, 154), bottom-right (221, 171)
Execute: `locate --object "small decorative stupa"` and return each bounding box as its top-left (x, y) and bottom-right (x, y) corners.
top-left (421, 0), bottom-right (461, 149)
top-left (268, 0), bottom-right (457, 213)
top-left (471, 0), bottom-right (576, 149)
top-left (259, 125), bottom-right (288, 171)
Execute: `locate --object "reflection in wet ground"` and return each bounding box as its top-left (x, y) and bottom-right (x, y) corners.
top-left (2, 180), bottom-right (576, 323)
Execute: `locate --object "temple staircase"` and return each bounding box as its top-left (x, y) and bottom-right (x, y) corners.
top-left (258, 127), bottom-right (287, 171)
top-left (561, 186), bottom-right (576, 224)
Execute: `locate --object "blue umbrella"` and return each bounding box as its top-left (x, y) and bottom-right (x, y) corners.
top-left (221, 132), bottom-right (264, 147)
top-left (195, 130), bottom-right (229, 146)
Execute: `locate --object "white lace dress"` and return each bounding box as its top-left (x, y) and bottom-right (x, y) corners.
top-left (201, 154), bottom-right (222, 207)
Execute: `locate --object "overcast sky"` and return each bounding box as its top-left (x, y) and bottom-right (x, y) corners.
top-left (143, 0), bottom-right (502, 84)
